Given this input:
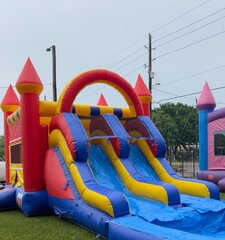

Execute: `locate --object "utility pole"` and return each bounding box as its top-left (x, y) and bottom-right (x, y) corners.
top-left (46, 45), bottom-right (57, 101)
top-left (148, 33), bottom-right (153, 117)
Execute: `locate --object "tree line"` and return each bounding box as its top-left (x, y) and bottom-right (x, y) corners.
top-left (152, 102), bottom-right (198, 156)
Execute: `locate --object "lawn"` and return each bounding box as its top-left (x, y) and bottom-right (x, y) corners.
top-left (221, 192), bottom-right (225, 200)
top-left (1, 194), bottom-right (225, 240)
top-left (0, 210), bottom-right (96, 240)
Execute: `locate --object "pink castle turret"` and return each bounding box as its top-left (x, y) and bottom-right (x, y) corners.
top-left (16, 58), bottom-right (44, 192)
top-left (1, 85), bottom-right (20, 184)
top-left (134, 74), bottom-right (152, 117)
top-left (97, 94), bottom-right (108, 106)
top-left (197, 82), bottom-right (216, 110)
top-left (197, 82), bottom-right (216, 171)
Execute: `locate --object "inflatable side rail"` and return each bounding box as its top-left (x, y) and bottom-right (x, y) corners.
top-left (49, 113), bottom-right (129, 217)
top-left (89, 114), bottom-right (181, 206)
top-left (124, 116), bottom-right (220, 200)
top-left (45, 146), bottom-right (112, 238)
top-left (125, 116), bottom-right (165, 158)
top-left (129, 136), bottom-right (155, 145)
top-left (87, 135), bottom-right (131, 141)
top-left (88, 135), bottom-right (133, 156)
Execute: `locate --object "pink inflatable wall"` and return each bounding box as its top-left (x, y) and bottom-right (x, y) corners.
top-left (208, 118), bottom-right (225, 170)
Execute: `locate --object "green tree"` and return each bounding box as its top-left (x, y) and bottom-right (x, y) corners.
top-left (0, 136), bottom-right (4, 161)
top-left (152, 103), bottom-right (198, 155)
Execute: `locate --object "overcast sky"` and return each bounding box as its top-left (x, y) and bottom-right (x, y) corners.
top-left (1, 0), bottom-right (225, 134)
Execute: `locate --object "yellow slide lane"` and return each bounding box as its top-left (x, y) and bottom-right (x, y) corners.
top-left (91, 138), bottom-right (170, 205)
top-left (49, 129), bottom-right (115, 217)
top-left (136, 140), bottom-right (210, 198)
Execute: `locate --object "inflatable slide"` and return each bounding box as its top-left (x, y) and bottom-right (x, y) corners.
top-left (1, 59), bottom-right (225, 239)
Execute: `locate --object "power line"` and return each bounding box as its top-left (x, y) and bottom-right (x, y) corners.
top-left (0, 86), bottom-right (12, 89)
top-left (161, 64), bottom-right (225, 86)
top-left (151, 0), bottom-right (211, 33)
top-left (96, 1), bottom-right (211, 68)
top-left (76, 66), bottom-right (145, 101)
top-left (154, 30), bottom-right (225, 61)
top-left (108, 46), bottom-right (145, 69)
top-left (153, 6), bottom-right (225, 43)
top-left (113, 51), bottom-right (148, 71)
top-left (156, 85), bottom-right (225, 103)
top-left (123, 64), bottom-right (145, 78)
top-left (211, 85), bottom-right (225, 91)
top-left (76, 85), bottom-right (107, 101)
top-left (70, 1), bottom-right (213, 102)
top-left (96, 34), bottom-right (147, 67)
top-left (153, 87), bottom-right (195, 101)
top-left (156, 90), bottom-right (200, 103)
top-left (109, 12), bottom-right (225, 71)
top-left (108, 9), bottom-right (225, 70)
top-left (43, 82), bottom-right (53, 86)
top-left (155, 15), bottom-right (225, 49)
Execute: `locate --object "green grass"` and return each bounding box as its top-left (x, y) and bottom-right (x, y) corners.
top-left (0, 210), bottom-right (97, 240)
top-left (220, 192), bottom-right (225, 200)
top-left (1, 194), bottom-right (225, 240)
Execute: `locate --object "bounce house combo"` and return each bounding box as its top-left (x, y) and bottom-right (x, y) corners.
top-left (1, 59), bottom-right (225, 239)
top-left (197, 83), bottom-right (225, 192)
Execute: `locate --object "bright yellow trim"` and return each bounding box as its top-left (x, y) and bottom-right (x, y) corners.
top-left (7, 110), bottom-right (20, 125)
top-left (139, 96), bottom-right (152, 104)
top-left (8, 115), bottom-right (13, 124)
top-left (69, 164), bottom-right (114, 216)
top-left (40, 117), bottom-right (52, 128)
top-left (39, 101), bottom-right (57, 117)
top-left (9, 140), bottom-right (24, 187)
top-left (9, 163), bottom-right (23, 187)
top-left (75, 104), bottom-right (91, 116)
top-left (39, 100), bottom-right (133, 118)
top-left (99, 106), bottom-right (114, 115)
top-left (17, 170), bottom-right (23, 187)
top-left (49, 130), bottom-right (74, 165)
top-left (91, 137), bottom-right (169, 205)
top-left (136, 140), bottom-right (210, 198)
top-left (121, 108), bottom-right (132, 118)
top-left (80, 119), bottom-right (91, 135)
top-left (16, 83), bottom-right (43, 94)
top-left (1, 104), bottom-right (19, 113)
top-left (49, 129), bottom-right (115, 217)
top-left (13, 112), bottom-right (19, 122)
top-left (10, 169), bottom-right (16, 185)
top-left (56, 73), bottom-right (80, 114)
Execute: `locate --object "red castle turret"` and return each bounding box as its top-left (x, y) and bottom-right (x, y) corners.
top-left (1, 85), bottom-right (20, 184)
top-left (134, 74), bottom-right (152, 117)
top-left (97, 94), bottom-right (108, 106)
top-left (16, 58), bottom-right (44, 192)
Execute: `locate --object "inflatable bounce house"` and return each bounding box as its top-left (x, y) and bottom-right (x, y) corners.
top-left (197, 83), bottom-right (225, 192)
top-left (2, 59), bottom-right (225, 239)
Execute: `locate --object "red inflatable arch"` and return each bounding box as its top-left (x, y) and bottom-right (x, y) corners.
top-left (56, 69), bottom-right (144, 116)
